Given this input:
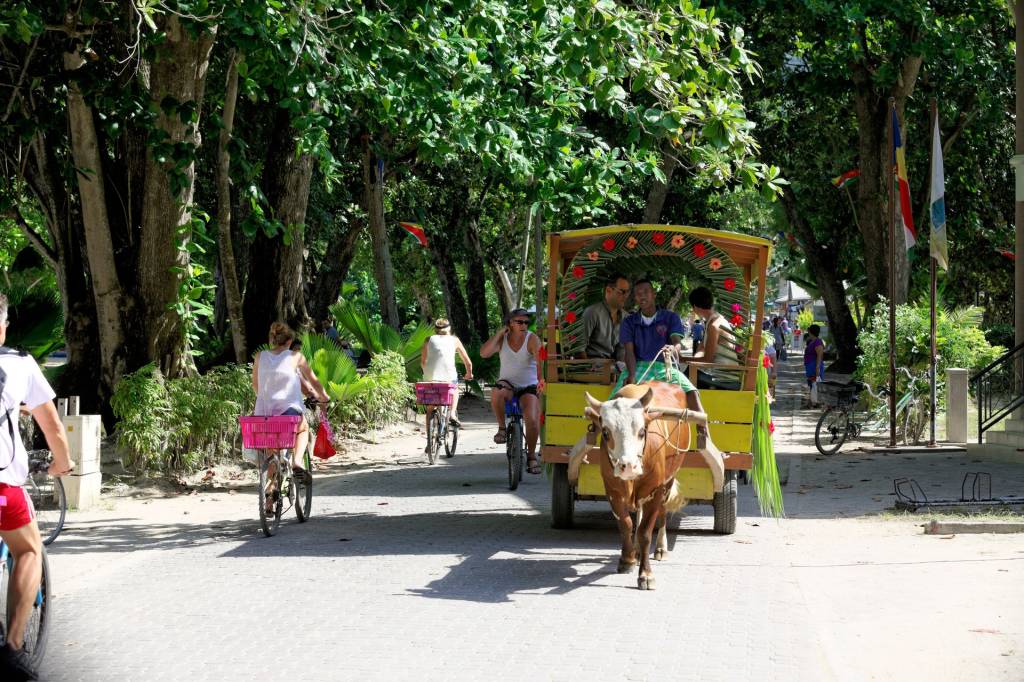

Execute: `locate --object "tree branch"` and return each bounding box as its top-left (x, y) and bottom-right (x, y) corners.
top-left (7, 207), bottom-right (57, 269)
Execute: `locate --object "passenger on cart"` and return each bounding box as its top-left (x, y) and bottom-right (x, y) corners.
top-left (687, 286), bottom-right (742, 390)
top-left (579, 272), bottom-right (631, 362)
top-left (616, 280), bottom-right (705, 418)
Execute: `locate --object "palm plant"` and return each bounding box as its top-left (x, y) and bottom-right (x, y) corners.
top-left (329, 300), bottom-right (433, 380)
top-left (299, 332), bottom-right (370, 404)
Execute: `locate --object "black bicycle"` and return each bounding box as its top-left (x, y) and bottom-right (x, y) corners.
top-left (505, 394), bottom-right (525, 490)
top-left (26, 450), bottom-right (67, 546)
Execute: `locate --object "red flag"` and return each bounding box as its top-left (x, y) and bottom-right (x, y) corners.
top-left (399, 222), bottom-right (428, 247)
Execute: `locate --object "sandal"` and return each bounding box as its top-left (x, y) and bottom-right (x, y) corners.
top-left (526, 457), bottom-right (541, 475)
top-left (493, 427), bottom-right (507, 444)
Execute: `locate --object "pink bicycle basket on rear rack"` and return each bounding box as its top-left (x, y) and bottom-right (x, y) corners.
top-left (415, 382), bottom-right (457, 406)
top-left (239, 415), bottom-right (302, 449)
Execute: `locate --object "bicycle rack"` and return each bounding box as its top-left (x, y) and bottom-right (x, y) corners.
top-left (893, 472), bottom-right (1024, 511)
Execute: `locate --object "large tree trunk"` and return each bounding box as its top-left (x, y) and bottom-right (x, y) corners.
top-left (215, 50), bottom-right (247, 363)
top-left (780, 187), bottom-right (860, 370)
top-left (63, 47), bottom-right (130, 398)
top-left (642, 142), bottom-right (678, 223)
top-left (362, 136), bottom-right (401, 329)
top-left (488, 258), bottom-right (515, 322)
top-left (463, 215), bottom-right (490, 343)
top-left (137, 16), bottom-right (216, 376)
top-left (306, 220), bottom-right (363, 324)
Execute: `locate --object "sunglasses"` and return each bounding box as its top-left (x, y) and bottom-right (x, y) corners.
top-left (511, 319), bottom-right (530, 326)
top-left (615, 287), bottom-right (630, 296)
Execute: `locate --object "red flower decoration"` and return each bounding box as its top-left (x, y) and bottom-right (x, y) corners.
top-left (602, 238), bottom-right (615, 251)
top-left (693, 243), bottom-right (707, 258)
top-left (671, 234), bottom-right (685, 248)
top-left (731, 303), bottom-right (742, 312)
top-left (587, 251), bottom-right (599, 261)
top-left (731, 313), bottom-right (743, 326)
top-left (538, 347), bottom-right (548, 361)
top-left (768, 421), bottom-right (775, 434)
top-left (564, 311), bottom-right (577, 324)
top-left (572, 266), bottom-right (584, 279)
top-left (567, 292), bottom-right (577, 300)
top-left (652, 232), bottom-right (666, 245)
top-left (626, 236), bottom-right (638, 249)
top-left (568, 335), bottom-right (577, 342)
top-left (709, 257), bottom-right (722, 271)
top-left (723, 277), bottom-right (736, 291)
top-left (540, 413), bottom-right (545, 425)
top-left (762, 355), bottom-right (770, 368)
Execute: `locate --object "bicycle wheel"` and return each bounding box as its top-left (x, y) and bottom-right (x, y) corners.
top-left (294, 450), bottom-right (313, 522)
top-left (258, 452), bottom-right (283, 537)
top-left (27, 471), bottom-right (66, 546)
top-left (444, 419), bottom-right (458, 458)
top-left (427, 409), bottom-right (445, 465)
top-left (0, 546), bottom-right (51, 668)
top-left (901, 398), bottom-right (929, 446)
top-left (815, 407), bottom-right (850, 455)
top-left (507, 420), bottom-right (523, 491)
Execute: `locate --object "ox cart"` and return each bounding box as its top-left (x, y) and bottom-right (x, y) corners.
top-left (540, 225), bottom-right (774, 534)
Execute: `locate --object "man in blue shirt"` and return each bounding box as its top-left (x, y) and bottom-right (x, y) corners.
top-left (618, 279), bottom-right (696, 393)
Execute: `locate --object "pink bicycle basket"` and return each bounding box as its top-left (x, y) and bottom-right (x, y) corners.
top-left (239, 415), bottom-right (302, 449)
top-left (415, 382), bottom-right (457, 406)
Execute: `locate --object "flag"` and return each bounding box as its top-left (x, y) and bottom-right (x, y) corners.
top-left (831, 169), bottom-right (860, 189)
top-left (929, 110), bottom-right (948, 270)
top-left (399, 222), bottom-right (428, 247)
top-left (891, 108), bottom-right (917, 250)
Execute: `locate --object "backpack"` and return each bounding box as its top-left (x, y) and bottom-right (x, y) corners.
top-left (0, 346), bottom-right (29, 471)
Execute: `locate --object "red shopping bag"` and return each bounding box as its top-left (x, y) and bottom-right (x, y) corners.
top-left (313, 419), bottom-right (336, 460)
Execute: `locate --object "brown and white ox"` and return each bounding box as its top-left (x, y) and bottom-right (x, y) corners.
top-left (583, 381), bottom-right (710, 591)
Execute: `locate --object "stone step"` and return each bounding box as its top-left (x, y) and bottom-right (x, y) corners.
top-left (985, 430), bottom-right (1024, 447)
top-left (1001, 417), bottom-right (1024, 434)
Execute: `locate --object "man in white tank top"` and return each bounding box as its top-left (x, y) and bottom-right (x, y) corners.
top-left (420, 319), bottom-right (473, 439)
top-left (479, 308), bottom-right (545, 474)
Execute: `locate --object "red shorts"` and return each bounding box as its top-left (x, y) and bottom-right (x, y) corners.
top-left (0, 484), bottom-right (34, 532)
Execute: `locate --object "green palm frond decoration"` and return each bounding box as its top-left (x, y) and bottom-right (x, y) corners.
top-left (751, 355), bottom-right (784, 518)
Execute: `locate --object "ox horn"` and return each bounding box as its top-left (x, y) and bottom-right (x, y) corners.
top-left (639, 386), bottom-right (654, 407)
top-left (584, 392), bottom-right (604, 410)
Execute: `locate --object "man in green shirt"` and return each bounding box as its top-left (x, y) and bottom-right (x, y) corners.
top-left (581, 272), bottom-right (630, 360)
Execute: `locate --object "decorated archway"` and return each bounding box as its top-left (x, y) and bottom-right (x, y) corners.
top-left (557, 228), bottom-right (748, 356)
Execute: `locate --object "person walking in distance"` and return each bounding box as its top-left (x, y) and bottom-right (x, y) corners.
top-left (0, 294), bottom-right (74, 680)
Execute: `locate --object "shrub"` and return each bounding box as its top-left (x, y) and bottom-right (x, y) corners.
top-left (111, 363), bottom-right (255, 473)
top-left (857, 300), bottom-right (1003, 403)
top-left (334, 351), bottom-right (411, 429)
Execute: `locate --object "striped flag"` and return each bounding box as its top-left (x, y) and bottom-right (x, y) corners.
top-left (891, 108), bottom-right (917, 250)
top-left (398, 221), bottom-right (428, 247)
top-left (831, 169), bottom-right (860, 189)
top-left (929, 110), bottom-right (948, 270)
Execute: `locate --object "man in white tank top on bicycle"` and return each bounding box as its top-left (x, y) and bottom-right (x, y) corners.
top-left (420, 319), bottom-right (473, 444)
top-left (479, 308), bottom-right (545, 475)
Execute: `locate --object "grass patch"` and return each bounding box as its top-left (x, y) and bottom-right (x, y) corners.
top-left (873, 507), bottom-right (1024, 522)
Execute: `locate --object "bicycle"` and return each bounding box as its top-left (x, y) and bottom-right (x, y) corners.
top-left (0, 536), bottom-right (51, 674)
top-left (25, 451), bottom-right (66, 547)
top-left (239, 414), bottom-right (312, 537)
top-left (416, 382), bottom-right (460, 465)
top-left (814, 368), bottom-right (932, 455)
top-left (505, 394), bottom-right (525, 491)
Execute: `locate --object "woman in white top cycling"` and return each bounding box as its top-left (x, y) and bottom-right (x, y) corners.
top-left (479, 307), bottom-right (545, 474)
top-left (420, 318), bottom-right (473, 439)
top-left (252, 322), bottom-right (329, 481)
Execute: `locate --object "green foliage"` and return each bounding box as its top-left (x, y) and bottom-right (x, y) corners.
top-left (752, 358), bottom-right (784, 518)
top-left (333, 351), bottom-right (412, 429)
top-left (110, 363), bottom-right (255, 473)
top-left (330, 299), bottom-right (432, 379)
top-left (299, 331), bottom-right (370, 405)
top-left (857, 301), bottom-right (1004, 400)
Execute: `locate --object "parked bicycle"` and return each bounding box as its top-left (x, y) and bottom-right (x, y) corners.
top-left (415, 382), bottom-right (460, 465)
top-left (25, 451), bottom-right (66, 546)
top-left (505, 394), bottom-right (525, 491)
top-left (239, 414), bottom-right (313, 537)
top-left (814, 368), bottom-right (932, 455)
top-left (0, 537), bottom-right (50, 674)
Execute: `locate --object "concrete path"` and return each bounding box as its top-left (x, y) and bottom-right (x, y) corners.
top-left (39, 360), bottom-right (1024, 681)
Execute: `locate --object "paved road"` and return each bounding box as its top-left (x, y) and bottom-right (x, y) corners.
top-left (40, 361), bottom-right (1024, 681)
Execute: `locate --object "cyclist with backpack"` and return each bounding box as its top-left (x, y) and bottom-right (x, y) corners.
top-left (0, 294), bottom-right (73, 680)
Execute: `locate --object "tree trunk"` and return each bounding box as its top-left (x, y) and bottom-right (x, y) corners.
top-left (489, 259), bottom-right (515, 322)
top-left (464, 215), bottom-right (490, 343)
top-left (306, 220), bottom-right (363, 324)
top-left (642, 142), bottom-right (678, 223)
top-left (362, 136), bottom-right (401, 329)
top-left (137, 16), bottom-right (217, 376)
top-left (63, 46), bottom-right (130, 397)
top-left (410, 282), bottom-right (434, 320)
top-left (215, 50), bottom-right (247, 363)
top-left (780, 187), bottom-right (860, 371)
top-left (426, 206), bottom-right (472, 340)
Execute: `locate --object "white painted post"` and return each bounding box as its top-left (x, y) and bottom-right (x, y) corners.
top-left (60, 396), bottom-right (102, 509)
top-left (946, 368), bottom-right (969, 444)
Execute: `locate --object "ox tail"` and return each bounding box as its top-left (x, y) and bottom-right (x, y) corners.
top-left (567, 434), bottom-right (590, 485)
top-left (664, 479), bottom-right (688, 513)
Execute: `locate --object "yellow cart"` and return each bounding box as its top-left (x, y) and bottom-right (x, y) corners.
top-left (540, 225), bottom-right (773, 533)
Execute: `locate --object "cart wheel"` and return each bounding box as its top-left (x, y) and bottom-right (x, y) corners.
top-left (713, 470), bottom-right (737, 535)
top-left (551, 463), bottom-right (575, 529)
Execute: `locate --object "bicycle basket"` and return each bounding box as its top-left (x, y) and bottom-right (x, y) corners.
top-left (415, 382), bottom-right (456, 406)
top-left (818, 382), bottom-right (859, 407)
top-left (239, 415), bottom-right (302, 449)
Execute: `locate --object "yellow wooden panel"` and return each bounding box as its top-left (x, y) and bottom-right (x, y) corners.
top-left (544, 416), bottom-right (591, 446)
top-left (577, 462), bottom-right (605, 496)
top-left (545, 382), bottom-right (612, 416)
top-left (697, 390), bottom-right (756, 424)
top-left (680, 423), bottom-right (753, 453)
top-left (675, 468), bottom-right (714, 500)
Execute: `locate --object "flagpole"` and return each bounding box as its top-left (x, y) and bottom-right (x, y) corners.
top-left (843, 184), bottom-right (862, 234)
top-left (928, 99), bottom-right (938, 447)
top-left (888, 97), bottom-right (898, 448)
